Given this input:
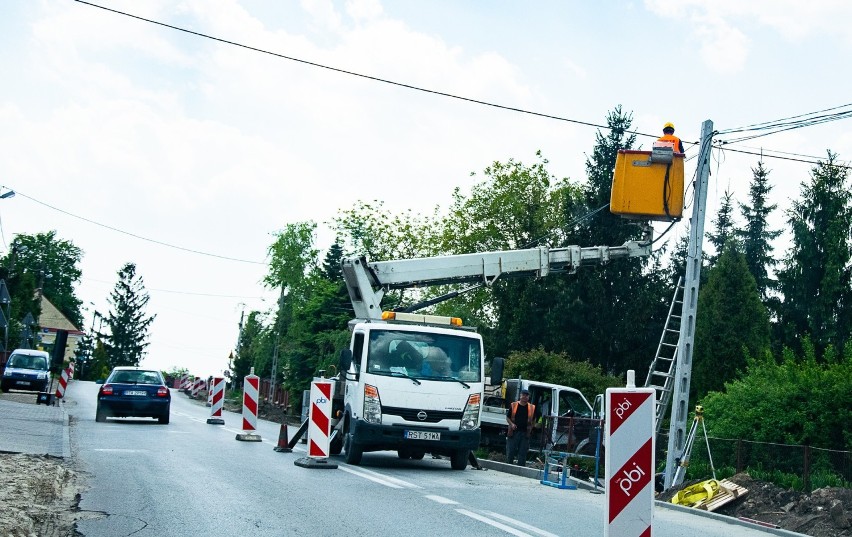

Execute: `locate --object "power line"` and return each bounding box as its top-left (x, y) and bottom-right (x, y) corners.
top-left (711, 145), bottom-right (852, 170)
top-left (7, 187), bottom-right (268, 265)
top-left (74, 0), bottom-right (671, 139)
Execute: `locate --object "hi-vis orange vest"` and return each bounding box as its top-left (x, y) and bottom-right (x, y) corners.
top-left (657, 134), bottom-right (684, 153)
top-left (509, 401), bottom-right (535, 422)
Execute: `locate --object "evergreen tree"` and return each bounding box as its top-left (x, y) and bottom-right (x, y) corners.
top-left (103, 263), bottom-right (155, 368)
top-left (706, 190), bottom-right (738, 265)
top-left (692, 244), bottom-right (770, 399)
top-left (776, 151), bottom-right (852, 356)
top-left (736, 161), bottom-right (781, 302)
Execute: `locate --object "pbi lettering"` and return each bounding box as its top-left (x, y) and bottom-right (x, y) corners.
top-left (614, 398), bottom-right (632, 419)
top-left (315, 396), bottom-right (327, 404)
top-left (617, 462), bottom-right (646, 497)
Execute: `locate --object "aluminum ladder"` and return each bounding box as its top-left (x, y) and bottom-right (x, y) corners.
top-left (644, 276), bottom-right (684, 436)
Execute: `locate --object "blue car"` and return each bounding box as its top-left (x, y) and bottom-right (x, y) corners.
top-left (96, 367), bottom-right (171, 424)
top-left (1, 349), bottom-right (51, 393)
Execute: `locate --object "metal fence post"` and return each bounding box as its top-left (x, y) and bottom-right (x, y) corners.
top-left (803, 445), bottom-right (811, 491)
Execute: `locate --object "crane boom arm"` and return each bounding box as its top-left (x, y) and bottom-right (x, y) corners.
top-left (342, 235), bottom-right (651, 320)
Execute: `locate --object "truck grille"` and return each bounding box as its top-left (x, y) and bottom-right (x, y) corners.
top-left (382, 406), bottom-right (462, 423)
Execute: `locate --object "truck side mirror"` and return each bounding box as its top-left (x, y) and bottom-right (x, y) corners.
top-left (338, 348), bottom-right (353, 373)
top-left (490, 357), bottom-right (504, 385)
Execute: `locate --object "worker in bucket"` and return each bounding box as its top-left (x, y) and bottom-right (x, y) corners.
top-left (506, 389), bottom-right (536, 466)
top-left (657, 122), bottom-right (685, 153)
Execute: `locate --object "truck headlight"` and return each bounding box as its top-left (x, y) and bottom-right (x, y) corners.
top-left (363, 384), bottom-right (382, 425)
top-left (460, 393), bottom-right (481, 430)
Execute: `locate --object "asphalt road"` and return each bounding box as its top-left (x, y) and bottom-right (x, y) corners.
top-left (65, 381), bottom-right (797, 537)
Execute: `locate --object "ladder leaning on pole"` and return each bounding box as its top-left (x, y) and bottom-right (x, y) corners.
top-left (644, 276), bottom-right (685, 436)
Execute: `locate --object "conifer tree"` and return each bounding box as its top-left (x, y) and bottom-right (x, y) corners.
top-left (776, 151), bottom-right (852, 356)
top-left (706, 190), bottom-right (738, 265)
top-left (104, 263), bottom-right (155, 368)
top-left (692, 243), bottom-right (770, 398)
top-left (736, 161), bottom-right (781, 302)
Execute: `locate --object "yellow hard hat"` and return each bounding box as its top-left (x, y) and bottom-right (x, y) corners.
top-left (663, 122), bottom-right (675, 131)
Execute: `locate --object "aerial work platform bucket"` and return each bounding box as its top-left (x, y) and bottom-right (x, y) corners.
top-left (610, 148), bottom-right (684, 221)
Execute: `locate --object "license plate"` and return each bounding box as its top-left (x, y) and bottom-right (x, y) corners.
top-left (405, 430), bottom-right (440, 441)
top-left (125, 390), bottom-right (147, 396)
top-left (15, 380), bottom-right (31, 386)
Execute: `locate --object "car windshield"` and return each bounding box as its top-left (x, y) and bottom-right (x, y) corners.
top-left (7, 354), bottom-right (48, 370)
top-left (110, 370), bottom-right (162, 385)
top-left (366, 330), bottom-right (482, 382)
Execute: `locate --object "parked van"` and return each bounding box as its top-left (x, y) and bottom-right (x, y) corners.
top-left (1, 349), bottom-right (51, 393)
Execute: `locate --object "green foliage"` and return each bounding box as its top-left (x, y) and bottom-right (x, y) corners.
top-left (692, 244), bottom-right (770, 398)
top-left (0, 232), bottom-right (84, 348)
top-left (736, 160), bottom-right (781, 302)
top-left (701, 339), bottom-right (852, 450)
top-left (103, 263), bottom-right (155, 368)
top-left (706, 189), bottom-right (738, 265)
top-left (503, 347), bottom-right (621, 401)
top-left (776, 151), bottom-right (852, 356)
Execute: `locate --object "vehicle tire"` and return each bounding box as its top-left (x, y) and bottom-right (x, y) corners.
top-left (1, 383), bottom-right (8, 393)
top-left (158, 413), bottom-right (170, 424)
top-left (330, 431), bottom-right (343, 455)
top-left (397, 448), bottom-right (411, 459)
top-left (410, 450), bottom-right (425, 460)
top-left (450, 449), bottom-right (468, 470)
top-left (95, 405), bottom-right (107, 423)
top-left (344, 431), bottom-right (362, 465)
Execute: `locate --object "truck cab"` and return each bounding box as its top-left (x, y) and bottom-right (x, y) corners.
top-left (335, 312), bottom-right (485, 470)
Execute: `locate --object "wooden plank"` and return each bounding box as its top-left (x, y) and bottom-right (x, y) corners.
top-left (701, 479), bottom-right (749, 512)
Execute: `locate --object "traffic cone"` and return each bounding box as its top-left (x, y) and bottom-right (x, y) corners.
top-left (273, 423), bottom-right (292, 453)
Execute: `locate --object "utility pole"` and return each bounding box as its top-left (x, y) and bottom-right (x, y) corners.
top-left (664, 120), bottom-right (714, 490)
top-left (269, 286), bottom-right (285, 400)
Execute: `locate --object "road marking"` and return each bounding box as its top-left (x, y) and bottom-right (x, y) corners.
top-left (92, 448), bottom-right (146, 453)
top-left (425, 495), bottom-right (458, 504)
top-left (482, 511), bottom-right (560, 537)
top-left (337, 466), bottom-right (403, 488)
top-left (340, 465), bottom-right (422, 489)
top-left (455, 509), bottom-right (541, 537)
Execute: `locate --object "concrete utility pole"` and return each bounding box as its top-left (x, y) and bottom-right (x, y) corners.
top-left (664, 119), bottom-right (714, 490)
top-left (269, 286), bottom-right (285, 400)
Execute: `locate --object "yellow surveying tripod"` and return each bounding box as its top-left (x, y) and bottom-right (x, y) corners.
top-left (671, 405), bottom-right (716, 488)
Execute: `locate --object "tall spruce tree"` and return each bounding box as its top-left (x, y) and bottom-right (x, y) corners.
top-left (706, 190), bottom-right (738, 265)
top-left (776, 151), bottom-right (852, 356)
top-left (692, 243), bottom-right (770, 399)
top-left (736, 161), bottom-right (781, 302)
top-left (104, 263), bottom-right (155, 368)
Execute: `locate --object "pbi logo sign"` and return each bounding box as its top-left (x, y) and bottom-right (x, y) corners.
top-left (616, 461), bottom-right (646, 498)
top-left (315, 396), bottom-right (328, 405)
top-left (614, 398), bottom-right (632, 419)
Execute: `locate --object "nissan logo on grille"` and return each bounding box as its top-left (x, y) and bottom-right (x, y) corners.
top-left (417, 410), bottom-right (428, 421)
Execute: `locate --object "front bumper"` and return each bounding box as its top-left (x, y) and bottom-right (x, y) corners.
top-left (351, 419), bottom-right (480, 453)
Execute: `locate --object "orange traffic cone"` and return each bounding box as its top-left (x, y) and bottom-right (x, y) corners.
top-left (273, 423), bottom-right (292, 453)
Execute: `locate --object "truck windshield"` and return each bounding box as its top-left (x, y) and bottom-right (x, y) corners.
top-left (366, 330), bottom-right (482, 383)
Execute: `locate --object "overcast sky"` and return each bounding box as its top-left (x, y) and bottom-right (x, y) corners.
top-left (2, 0), bottom-right (850, 378)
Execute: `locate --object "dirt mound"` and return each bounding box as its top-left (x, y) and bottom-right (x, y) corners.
top-left (663, 473), bottom-right (852, 537)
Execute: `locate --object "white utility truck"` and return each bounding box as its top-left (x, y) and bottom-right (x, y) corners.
top-left (329, 234), bottom-right (652, 469)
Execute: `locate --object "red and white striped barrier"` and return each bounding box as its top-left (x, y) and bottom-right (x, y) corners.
top-left (236, 373), bottom-right (261, 441)
top-left (294, 378), bottom-right (337, 469)
top-left (68, 362), bottom-right (74, 380)
top-left (605, 371), bottom-right (655, 537)
top-left (179, 375), bottom-right (190, 391)
top-left (54, 366), bottom-right (71, 399)
top-left (206, 376), bottom-right (225, 425)
top-left (192, 378), bottom-right (205, 398)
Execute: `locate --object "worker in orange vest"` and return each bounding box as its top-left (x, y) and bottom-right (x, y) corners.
top-left (658, 122), bottom-right (685, 153)
top-left (506, 389), bottom-right (536, 466)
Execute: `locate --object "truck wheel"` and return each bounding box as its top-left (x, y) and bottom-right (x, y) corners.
top-left (410, 450), bottom-right (425, 460)
top-left (344, 432), bottom-right (362, 465)
top-left (397, 448), bottom-right (411, 459)
top-left (450, 449), bottom-right (468, 470)
top-left (330, 431), bottom-right (343, 455)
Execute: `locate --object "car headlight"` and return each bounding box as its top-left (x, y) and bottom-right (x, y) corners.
top-left (2, 369), bottom-right (11, 377)
top-left (460, 393), bottom-right (481, 430)
top-left (363, 384), bottom-right (382, 424)
top-left (38, 372), bottom-right (48, 379)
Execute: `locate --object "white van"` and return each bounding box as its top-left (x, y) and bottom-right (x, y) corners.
top-left (1, 349), bottom-right (51, 393)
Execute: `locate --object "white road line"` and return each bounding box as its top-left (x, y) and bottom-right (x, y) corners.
top-left (483, 511), bottom-right (561, 537)
top-left (92, 448), bottom-right (146, 453)
top-left (455, 509), bottom-right (536, 537)
top-left (340, 466), bottom-right (422, 489)
top-left (424, 495), bottom-right (458, 504)
top-left (337, 466), bottom-right (403, 488)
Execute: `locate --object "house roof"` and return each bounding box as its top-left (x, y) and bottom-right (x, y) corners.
top-left (38, 295), bottom-right (81, 333)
